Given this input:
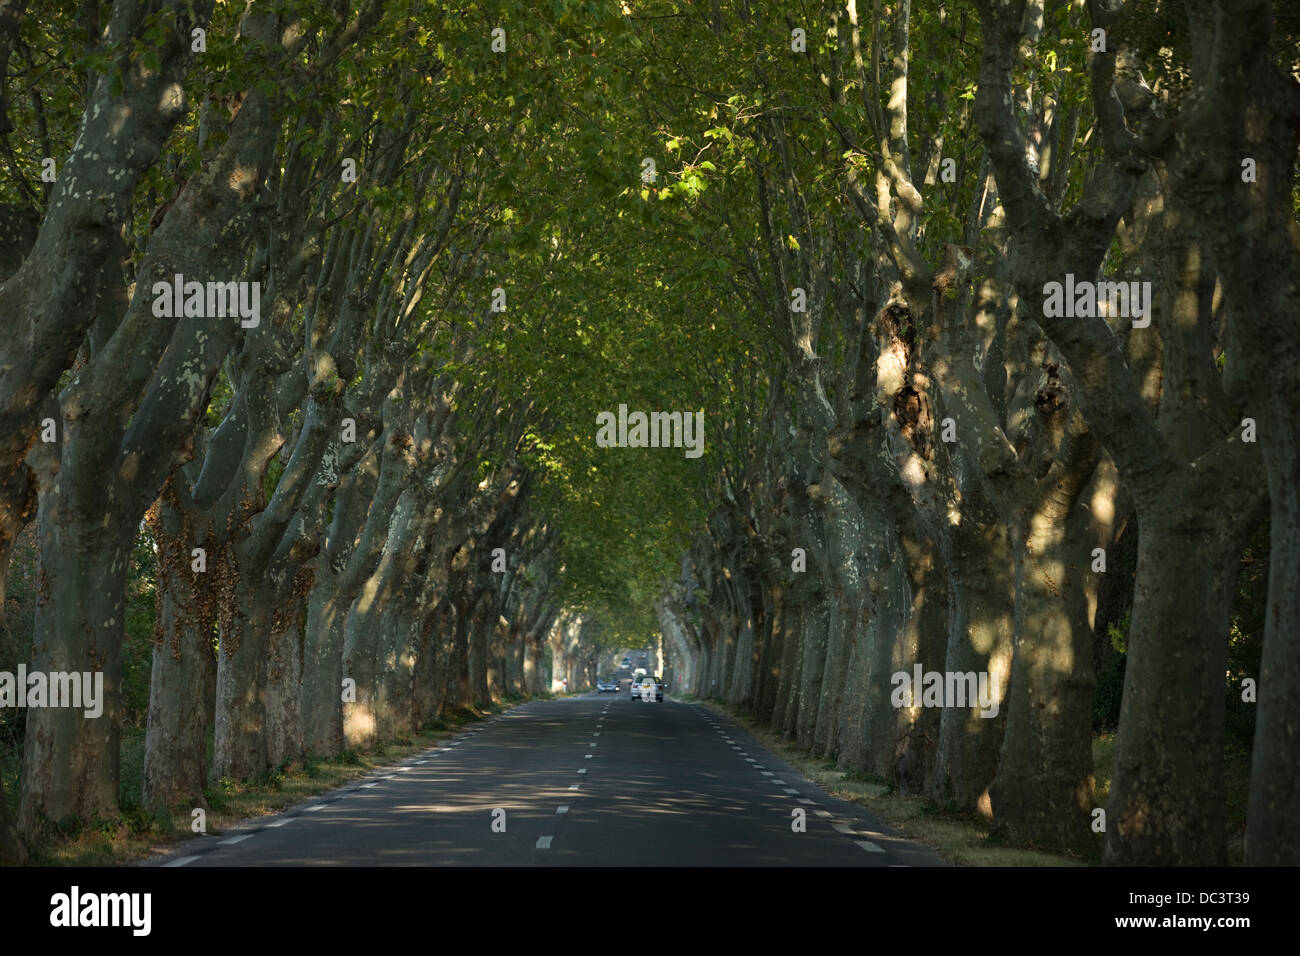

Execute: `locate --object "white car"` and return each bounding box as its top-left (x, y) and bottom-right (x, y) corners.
top-left (631, 675), bottom-right (664, 702)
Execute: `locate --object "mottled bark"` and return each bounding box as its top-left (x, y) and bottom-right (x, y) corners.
top-left (811, 474), bottom-right (871, 759)
top-left (887, 524), bottom-right (948, 795)
top-left (1247, 461), bottom-right (1300, 864)
top-left (1153, 0), bottom-right (1300, 866)
top-left (929, 490), bottom-right (1014, 814)
top-left (753, 579), bottom-right (782, 719)
top-left (211, 586), bottom-right (273, 782)
top-left (18, 510), bottom-right (131, 833)
top-left (344, 483), bottom-right (425, 747)
top-left (0, 0), bottom-right (212, 500)
top-left (413, 602), bottom-right (447, 724)
top-left (774, 601), bottom-right (803, 737)
top-left (0, 773), bottom-right (23, 863)
top-left (522, 625), bottom-right (544, 696)
top-left (374, 606), bottom-right (418, 740)
top-left (991, 441), bottom-right (1101, 852)
top-left (300, 582), bottom-right (348, 757)
top-left (792, 503), bottom-right (830, 748)
top-left (0, 461), bottom-right (34, 626)
top-left (141, 491), bottom-right (217, 811)
top-left (265, 572), bottom-right (309, 769)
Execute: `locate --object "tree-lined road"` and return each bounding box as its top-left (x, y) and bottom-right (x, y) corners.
top-left (153, 697), bottom-right (945, 867)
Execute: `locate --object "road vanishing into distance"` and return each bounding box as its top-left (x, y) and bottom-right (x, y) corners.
top-left (152, 695), bottom-right (947, 867)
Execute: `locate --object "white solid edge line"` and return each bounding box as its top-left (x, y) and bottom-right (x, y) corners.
top-left (360, 782), bottom-right (378, 788)
top-left (266, 819), bottom-right (291, 827)
top-left (304, 804), bottom-right (327, 812)
top-left (163, 856), bottom-right (199, 867)
top-left (219, 834), bottom-right (253, 845)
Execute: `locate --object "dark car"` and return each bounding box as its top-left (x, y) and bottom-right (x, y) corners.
top-left (596, 678), bottom-right (619, 693)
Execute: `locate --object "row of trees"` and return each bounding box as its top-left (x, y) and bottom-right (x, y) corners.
top-left (646, 0), bottom-right (1298, 866)
top-left (0, 0), bottom-right (619, 863)
top-left (1, 0), bottom-right (1295, 870)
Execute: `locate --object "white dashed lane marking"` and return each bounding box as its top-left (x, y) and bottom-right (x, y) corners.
top-left (857, 841), bottom-right (886, 854)
top-left (219, 834), bottom-right (253, 845)
top-left (304, 804), bottom-right (326, 812)
top-left (163, 856), bottom-right (199, 867)
top-left (536, 836), bottom-right (553, 849)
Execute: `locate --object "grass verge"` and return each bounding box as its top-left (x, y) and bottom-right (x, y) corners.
top-left (690, 696), bottom-right (1089, 866)
top-left (11, 698), bottom-right (532, 866)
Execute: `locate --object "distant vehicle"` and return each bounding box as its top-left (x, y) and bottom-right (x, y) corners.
top-left (596, 678), bottom-right (619, 693)
top-left (631, 675), bottom-right (665, 702)
top-left (632, 666), bottom-right (647, 678)
top-left (620, 657), bottom-right (631, 668)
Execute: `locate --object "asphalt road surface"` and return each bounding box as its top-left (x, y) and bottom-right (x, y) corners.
top-left (152, 693), bottom-right (948, 867)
